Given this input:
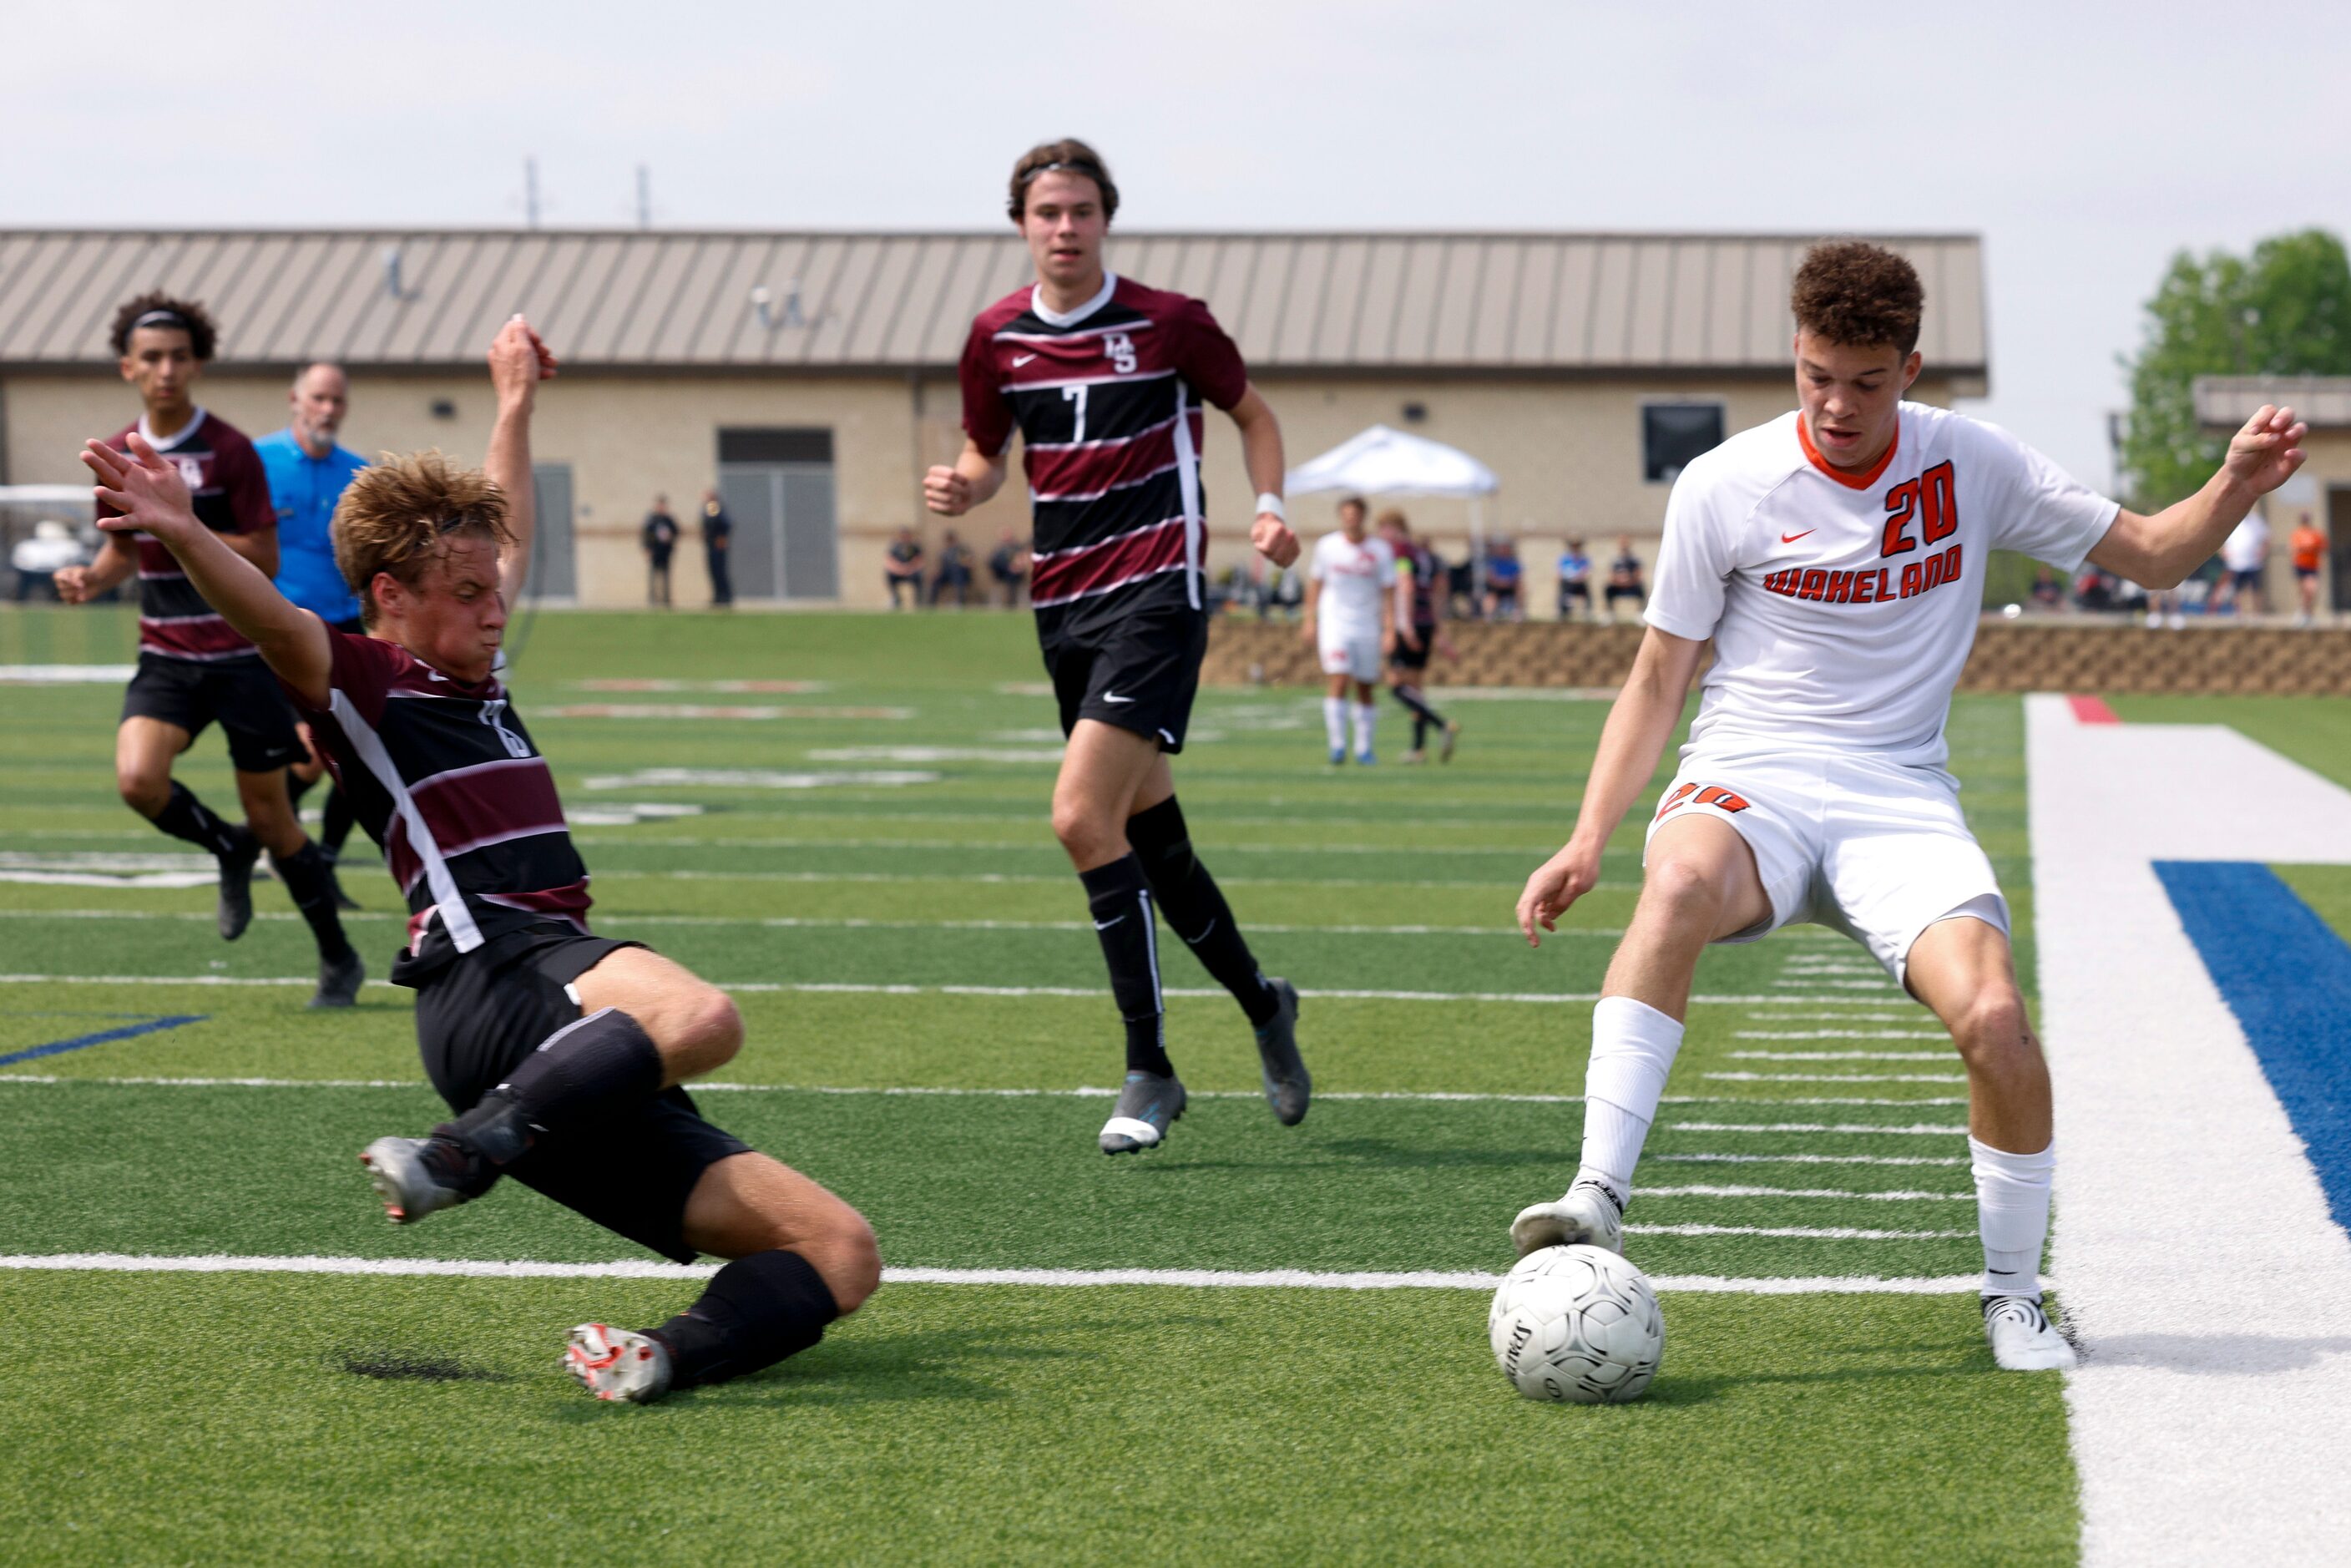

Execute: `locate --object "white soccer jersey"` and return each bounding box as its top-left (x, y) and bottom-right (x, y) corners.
top-left (1646, 403), bottom-right (2119, 768)
top-left (1310, 531), bottom-right (1395, 637)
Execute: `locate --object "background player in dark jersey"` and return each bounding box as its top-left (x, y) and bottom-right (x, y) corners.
top-left (924, 139), bottom-right (1311, 1155)
top-left (82, 316), bottom-right (879, 1405)
top-left (1378, 510), bottom-right (1460, 764)
top-left (56, 293), bottom-right (359, 1006)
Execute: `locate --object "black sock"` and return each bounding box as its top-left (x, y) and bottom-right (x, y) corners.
top-left (650, 1250), bottom-right (840, 1389)
top-left (1125, 798), bottom-right (1280, 1028)
top-left (321, 787), bottom-right (357, 859)
top-left (151, 781), bottom-right (245, 858)
top-left (450, 1007), bottom-right (665, 1164)
top-left (1393, 681), bottom-right (1444, 730)
top-left (270, 842), bottom-right (355, 964)
top-left (1078, 854), bottom-right (1170, 1076)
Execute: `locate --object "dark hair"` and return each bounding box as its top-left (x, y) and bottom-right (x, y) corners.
top-left (1337, 495), bottom-right (1368, 518)
top-left (1009, 139), bottom-right (1119, 224)
top-left (1790, 241), bottom-right (1924, 356)
top-left (109, 291), bottom-right (220, 361)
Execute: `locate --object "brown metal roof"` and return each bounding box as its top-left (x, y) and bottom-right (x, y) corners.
top-left (0, 229), bottom-right (1985, 374)
top-left (2196, 375), bottom-right (2351, 430)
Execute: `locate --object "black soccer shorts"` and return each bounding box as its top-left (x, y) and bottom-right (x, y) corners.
top-left (1041, 604), bottom-right (1209, 754)
top-left (412, 922), bottom-right (751, 1264)
top-left (1389, 626), bottom-right (1436, 673)
top-left (120, 652), bottom-right (305, 772)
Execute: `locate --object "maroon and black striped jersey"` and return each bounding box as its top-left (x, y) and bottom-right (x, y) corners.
top-left (289, 630), bottom-right (590, 977)
top-left (959, 274), bottom-right (1248, 635)
top-left (94, 409), bottom-right (277, 661)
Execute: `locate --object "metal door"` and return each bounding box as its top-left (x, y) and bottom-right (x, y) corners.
top-left (779, 468), bottom-right (838, 599)
top-left (718, 466), bottom-right (780, 599)
top-left (526, 463), bottom-right (576, 602)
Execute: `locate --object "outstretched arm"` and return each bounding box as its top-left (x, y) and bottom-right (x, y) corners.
top-left (1226, 385), bottom-right (1299, 569)
top-left (483, 316), bottom-right (561, 606)
top-left (2089, 404), bottom-right (2306, 587)
top-left (1515, 626), bottom-right (1706, 945)
top-left (82, 434), bottom-right (331, 707)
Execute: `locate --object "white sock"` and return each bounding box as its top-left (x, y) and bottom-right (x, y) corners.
top-left (1578, 995), bottom-right (1684, 1204)
top-left (1322, 696), bottom-right (1347, 752)
top-left (1970, 1135), bottom-right (2055, 1299)
top-left (1352, 702), bottom-right (1377, 755)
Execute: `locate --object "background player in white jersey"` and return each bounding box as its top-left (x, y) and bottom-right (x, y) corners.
top-left (1508, 242), bottom-right (2307, 1371)
top-left (1303, 496), bottom-right (1395, 765)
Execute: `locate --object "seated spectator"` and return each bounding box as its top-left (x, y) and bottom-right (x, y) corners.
top-left (885, 528), bottom-right (926, 609)
top-left (2073, 567), bottom-right (2120, 614)
top-left (931, 529), bottom-right (975, 607)
top-left (1447, 554), bottom-right (1479, 620)
top-left (1557, 536), bottom-right (1593, 620)
top-left (1483, 538), bottom-right (1523, 620)
top-left (1604, 534), bottom-right (1646, 623)
top-left (2030, 565), bottom-right (2065, 611)
top-left (12, 519), bottom-right (88, 600)
top-left (987, 529), bottom-right (1029, 607)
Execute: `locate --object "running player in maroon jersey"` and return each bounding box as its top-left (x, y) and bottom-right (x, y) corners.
top-left (81, 317), bottom-right (878, 1406)
top-left (55, 293), bottom-right (359, 1006)
top-left (926, 139), bottom-right (1312, 1154)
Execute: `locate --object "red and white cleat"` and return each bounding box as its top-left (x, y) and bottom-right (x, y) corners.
top-left (563, 1323), bottom-right (674, 1404)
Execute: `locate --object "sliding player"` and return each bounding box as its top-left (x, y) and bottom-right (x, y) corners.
top-left (1509, 242), bottom-right (2308, 1371)
top-left (1379, 509), bottom-right (1459, 763)
top-left (55, 293), bottom-right (359, 1006)
top-left (1303, 495), bottom-right (1393, 765)
top-left (924, 138), bottom-right (1312, 1153)
top-left (83, 317), bottom-right (878, 1405)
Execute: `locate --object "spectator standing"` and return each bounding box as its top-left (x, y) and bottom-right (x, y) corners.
top-left (1484, 538), bottom-right (1524, 620)
top-left (642, 497), bottom-right (680, 607)
top-left (885, 527), bottom-right (925, 609)
top-left (1556, 536), bottom-right (1594, 620)
top-left (700, 488), bottom-right (733, 608)
top-left (256, 361), bottom-right (368, 910)
top-left (2290, 511), bottom-right (2325, 627)
top-left (931, 529), bottom-right (975, 606)
top-left (1604, 534), bottom-right (1647, 622)
top-left (2218, 509), bottom-right (2270, 617)
top-left (988, 529), bottom-right (1029, 607)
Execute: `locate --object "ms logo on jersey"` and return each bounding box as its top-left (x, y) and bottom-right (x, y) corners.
top-left (1103, 332), bottom-right (1138, 374)
top-left (478, 698), bottom-right (533, 760)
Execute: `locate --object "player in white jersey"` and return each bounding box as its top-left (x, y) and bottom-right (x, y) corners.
top-left (1507, 242), bottom-right (2307, 1372)
top-left (1304, 496), bottom-right (1396, 765)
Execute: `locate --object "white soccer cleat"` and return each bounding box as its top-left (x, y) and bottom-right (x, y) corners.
top-left (1509, 1178), bottom-right (1625, 1258)
top-left (1982, 1296), bottom-right (2075, 1371)
top-left (564, 1323), bottom-right (674, 1404)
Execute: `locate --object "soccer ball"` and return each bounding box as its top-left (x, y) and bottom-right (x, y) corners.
top-left (1489, 1244), bottom-right (1664, 1404)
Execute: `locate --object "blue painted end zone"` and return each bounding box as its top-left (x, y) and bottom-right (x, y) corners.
top-left (2155, 862), bottom-right (2351, 1238)
top-left (0, 1014), bottom-right (207, 1068)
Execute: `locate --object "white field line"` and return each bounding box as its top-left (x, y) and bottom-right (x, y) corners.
top-left (1703, 1071), bottom-right (1969, 1085)
top-left (1772, 979), bottom-right (1895, 990)
top-left (1640, 1185), bottom-right (1969, 1202)
top-left (0, 1074), bottom-right (1964, 1109)
top-left (0, 1252), bottom-right (1982, 1294)
top-left (0, 974), bottom-right (1903, 1007)
top-left (633, 870), bottom-right (1652, 892)
top-left (1651, 1152), bottom-right (1967, 1168)
top-left (1732, 1031), bottom-right (1948, 1042)
top-left (567, 834), bottom-right (1563, 858)
top-left (1670, 1121), bottom-right (1966, 1136)
top-left (2028, 692), bottom-right (2351, 1564)
top-left (1742, 1012), bottom-right (1921, 1023)
top-left (1729, 1050), bottom-right (1950, 1061)
top-left (1625, 1223), bottom-right (1969, 1241)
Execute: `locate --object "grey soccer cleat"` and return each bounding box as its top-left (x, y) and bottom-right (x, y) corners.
top-left (357, 1134), bottom-right (488, 1225)
top-left (564, 1324), bottom-right (674, 1404)
top-left (1253, 977), bottom-right (1311, 1126)
top-left (1983, 1295), bottom-right (2077, 1371)
top-left (1509, 1178), bottom-right (1625, 1258)
top-left (310, 949), bottom-right (365, 1009)
top-left (216, 828), bottom-right (261, 941)
top-left (1100, 1070), bottom-right (1186, 1155)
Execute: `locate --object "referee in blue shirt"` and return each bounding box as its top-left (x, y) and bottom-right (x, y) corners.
top-left (256, 362), bottom-right (368, 908)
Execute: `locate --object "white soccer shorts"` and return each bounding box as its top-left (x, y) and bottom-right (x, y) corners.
top-left (1318, 630), bottom-right (1381, 682)
top-left (1641, 748), bottom-right (2009, 985)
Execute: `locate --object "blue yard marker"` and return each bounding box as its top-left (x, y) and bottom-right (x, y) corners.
top-left (0, 1014), bottom-right (207, 1069)
top-left (2155, 862), bottom-right (2351, 1238)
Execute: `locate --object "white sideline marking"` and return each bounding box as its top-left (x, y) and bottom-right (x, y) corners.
top-left (0, 664), bottom-right (135, 684)
top-left (2029, 693), bottom-right (2351, 1564)
top-left (1641, 1185), bottom-right (1969, 1202)
top-left (0, 1252), bottom-right (1982, 1294)
top-left (1702, 1072), bottom-right (1968, 1085)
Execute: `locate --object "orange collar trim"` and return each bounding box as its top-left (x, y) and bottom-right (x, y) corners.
top-left (1797, 414), bottom-right (1900, 491)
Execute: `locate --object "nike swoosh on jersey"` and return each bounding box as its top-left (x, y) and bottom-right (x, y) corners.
top-left (1093, 915), bottom-right (1125, 930)
top-left (1780, 529), bottom-right (1815, 544)
top-left (1101, 690), bottom-right (1135, 705)
top-left (1012, 353), bottom-right (1038, 367)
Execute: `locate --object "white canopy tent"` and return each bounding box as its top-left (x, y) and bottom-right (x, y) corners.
top-left (1284, 425), bottom-right (1500, 591)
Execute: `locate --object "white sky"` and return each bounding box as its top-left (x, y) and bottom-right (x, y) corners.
top-left (8, 1), bottom-right (2347, 486)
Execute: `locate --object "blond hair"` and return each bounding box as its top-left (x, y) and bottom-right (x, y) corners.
top-left (333, 450), bottom-right (511, 628)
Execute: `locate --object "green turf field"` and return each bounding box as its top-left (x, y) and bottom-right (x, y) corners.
top-left (0, 606), bottom-right (2073, 1565)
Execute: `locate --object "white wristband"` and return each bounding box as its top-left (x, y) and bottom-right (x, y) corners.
top-left (1254, 493), bottom-right (1286, 521)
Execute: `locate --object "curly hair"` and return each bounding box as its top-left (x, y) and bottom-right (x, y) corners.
top-left (1790, 241), bottom-right (1924, 355)
top-left (332, 451), bottom-right (512, 628)
top-left (109, 291), bottom-right (220, 361)
top-left (1008, 138), bottom-right (1119, 225)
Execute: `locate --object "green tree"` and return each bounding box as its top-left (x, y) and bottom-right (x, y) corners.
top-left (2119, 228), bottom-right (2351, 508)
